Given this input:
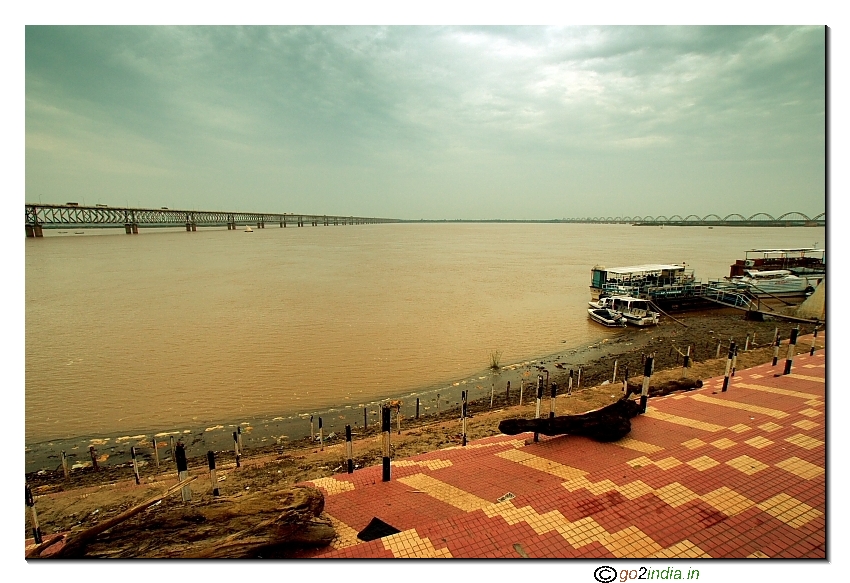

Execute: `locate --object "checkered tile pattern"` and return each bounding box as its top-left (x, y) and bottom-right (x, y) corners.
top-left (300, 337), bottom-right (825, 558)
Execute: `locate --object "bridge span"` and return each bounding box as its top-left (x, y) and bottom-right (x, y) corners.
top-left (24, 203), bottom-right (400, 237)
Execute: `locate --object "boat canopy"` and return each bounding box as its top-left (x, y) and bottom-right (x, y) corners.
top-left (602, 264), bottom-right (684, 276)
top-left (743, 269), bottom-right (794, 278)
top-left (744, 248), bottom-right (825, 257)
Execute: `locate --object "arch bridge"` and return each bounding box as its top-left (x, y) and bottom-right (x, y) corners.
top-left (559, 212), bottom-right (824, 227)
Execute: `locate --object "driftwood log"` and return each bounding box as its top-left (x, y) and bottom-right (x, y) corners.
top-left (498, 397), bottom-right (641, 442)
top-left (32, 482), bottom-right (333, 559)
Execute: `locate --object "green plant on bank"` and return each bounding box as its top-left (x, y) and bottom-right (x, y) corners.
top-left (489, 350), bottom-right (502, 370)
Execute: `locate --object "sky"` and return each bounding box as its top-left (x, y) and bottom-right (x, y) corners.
top-left (25, 25), bottom-right (826, 220)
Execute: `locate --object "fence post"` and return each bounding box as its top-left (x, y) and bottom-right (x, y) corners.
top-left (722, 342), bottom-right (736, 392)
top-left (310, 415), bottom-right (315, 444)
top-left (319, 417), bottom-right (324, 450)
top-left (506, 380), bottom-right (511, 401)
top-left (233, 431), bottom-right (241, 468)
top-left (568, 369), bottom-right (573, 396)
top-left (810, 326), bottom-right (819, 356)
top-left (784, 326), bottom-right (799, 375)
top-left (26, 485), bottom-right (43, 544)
top-left (175, 442), bottom-right (191, 502)
top-left (639, 353), bottom-right (654, 414)
top-left (772, 329), bottom-right (781, 366)
top-left (683, 346), bottom-right (691, 368)
top-left (534, 375), bottom-right (543, 442)
top-left (396, 406), bottom-right (401, 435)
top-left (364, 407), bottom-right (368, 429)
top-left (207, 451), bottom-right (220, 496)
top-left (237, 427), bottom-right (243, 456)
top-left (577, 367), bottom-right (582, 389)
top-left (382, 406), bottom-right (391, 482)
top-left (346, 425), bottom-right (354, 474)
top-left (716, 340), bottom-right (722, 359)
top-left (732, 345), bottom-right (738, 376)
top-left (170, 436), bottom-right (176, 464)
top-left (61, 451), bottom-right (69, 481)
top-left (89, 446), bottom-right (99, 472)
top-left (437, 393), bottom-right (440, 416)
top-left (416, 398), bottom-right (420, 419)
top-left (549, 382), bottom-right (557, 418)
top-left (152, 437), bottom-right (159, 469)
top-left (490, 383), bottom-right (494, 409)
top-left (519, 382), bottom-right (523, 406)
top-left (744, 333), bottom-right (751, 352)
top-left (130, 446), bottom-right (141, 485)
top-left (612, 359), bottom-right (618, 383)
top-left (461, 391), bottom-right (468, 447)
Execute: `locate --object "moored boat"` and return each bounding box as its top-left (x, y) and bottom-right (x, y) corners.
top-left (587, 307), bottom-right (627, 327)
top-left (728, 269), bottom-right (817, 298)
top-left (589, 296), bottom-right (659, 326)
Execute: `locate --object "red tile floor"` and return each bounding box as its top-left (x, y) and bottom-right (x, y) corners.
top-left (302, 336), bottom-right (826, 558)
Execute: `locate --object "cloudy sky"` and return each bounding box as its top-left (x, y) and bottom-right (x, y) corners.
top-left (25, 26), bottom-right (825, 220)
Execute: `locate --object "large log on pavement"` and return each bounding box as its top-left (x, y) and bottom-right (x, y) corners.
top-left (498, 397), bottom-right (641, 442)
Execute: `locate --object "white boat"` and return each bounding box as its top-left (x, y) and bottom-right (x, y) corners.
top-left (244, 226), bottom-right (254, 232)
top-left (587, 308), bottom-right (627, 327)
top-left (729, 269), bottom-right (815, 297)
top-left (589, 296), bottom-right (659, 326)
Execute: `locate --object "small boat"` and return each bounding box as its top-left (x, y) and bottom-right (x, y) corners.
top-left (244, 226), bottom-right (254, 232)
top-left (728, 269), bottom-right (816, 297)
top-left (589, 296), bottom-right (659, 326)
top-left (588, 308), bottom-right (627, 327)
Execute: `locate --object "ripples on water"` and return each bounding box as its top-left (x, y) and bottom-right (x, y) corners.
top-left (25, 223), bottom-right (824, 442)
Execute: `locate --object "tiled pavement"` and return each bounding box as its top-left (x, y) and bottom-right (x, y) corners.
top-left (303, 338), bottom-right (826, 559)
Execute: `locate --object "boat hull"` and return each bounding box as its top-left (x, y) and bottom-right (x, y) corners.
top-left (587, 308), bottom-right (627, 327)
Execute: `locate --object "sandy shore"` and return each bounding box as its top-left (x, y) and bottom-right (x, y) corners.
top-left (24, 307), bottom-right (823, 552)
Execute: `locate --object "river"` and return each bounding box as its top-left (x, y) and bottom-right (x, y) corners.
top-left (25, 223), bottom-right (824, 447)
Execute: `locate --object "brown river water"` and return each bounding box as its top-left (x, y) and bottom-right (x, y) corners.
top-left (25, 223), bottom-right (823, 446)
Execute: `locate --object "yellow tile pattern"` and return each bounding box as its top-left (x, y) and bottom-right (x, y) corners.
top-left (599, 526), bottom-right (665, 557)
top-left (758, 422), bottom-right (783, 432)
top-left (626, 456), bottom-right (681, 470)
top-left (689, 394), bottom-right (789, 419)
top-left (654, 482), bottom-right (700, 507)
top-left (725, 455), bottom-right (769, 475)
top-left (748, 551), bottom-right (771, 558)
top-left (643, 408), bottom-right (725, 432)
top-left (805, 399), bottom-right (824, 407)
top-left (382, 528), bottom-right (453, 558)
top-left (803, 364), bottom-right (825, 369)
top-left (309, 476), bottom-right (356, 496)
top-left (784, 434), bottom-right (823, 450)
top-left (397, 473), bottom-right (492, 511)
top-left (611, 436), bottom-right (664, 454)
top-left (744, 436), bottom-right (773, 449)
top-left (749, 374), bottom-right (764, 379)
top-left (442, 438), bottom-right (526, 452)
top-left (792, 420), bottom-right (820, 431)
top-left (616, 480), bottom-right (656, 500)
top-left (728, 424), bottom-right (751, 433)
top-left (682, 438), bottom-right (707, 449)
top-left (799, 408), bottom-right (822, 418)
top-left (735, 383), bottom-right (820, 400)
top-left (649, 540), bottom-right (711, 558)
top-left (324, 513), bottom-right (362, 549)
top-left (757, 493), bottom-right (823, 528)
top-left (701, 487), bottom-right (754, 515)
top-left (394, 459), bottom-right (453, 471)
top-left (686, 456), bottom-right (720, 471)
top-left (709, 438), bottom-right (737, 450)
top-left (786, 374), bottom-right (825, 383)
top-left (496, 449), bottom-right (588, 480)
top-left (775, 457), bottom-right (824, 480)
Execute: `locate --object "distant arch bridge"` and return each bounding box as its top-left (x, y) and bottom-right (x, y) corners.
top-left (564, 212), bottom-right (824, 227)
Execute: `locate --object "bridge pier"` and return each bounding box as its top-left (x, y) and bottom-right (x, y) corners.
top-left (124, 223), bottom-right (139, 234)
top-left (25, 224), bottom-right (44, 237)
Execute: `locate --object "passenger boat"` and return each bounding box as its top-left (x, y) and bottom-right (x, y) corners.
top-left (728, 269), bottom-right (817, 298)
top-left (589, 263), bottom-right (715, 312)
top-left (729, 248), bottom-right (825, 278)
top-left (589, 296), bottom-right (659, 326)
top-left (587, 308), bottom-right (627, 327)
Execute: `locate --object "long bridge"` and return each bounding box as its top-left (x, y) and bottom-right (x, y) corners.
top-left (24, 204), bottom-right (825, 236)
top-left (24, 203), bottom-right (400, 236)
